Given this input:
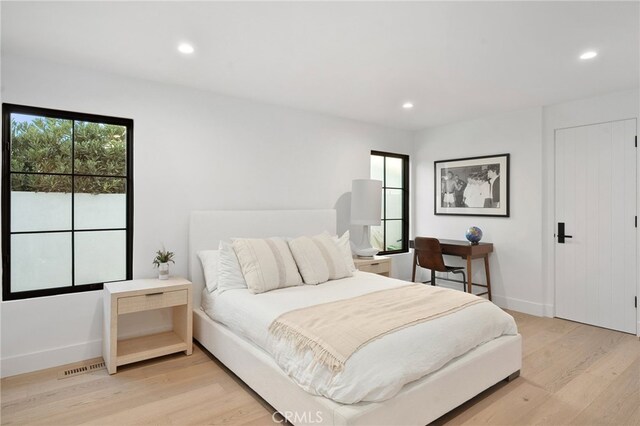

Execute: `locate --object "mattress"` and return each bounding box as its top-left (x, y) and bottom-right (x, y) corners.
top-left (202, 271), bottom-right (518, 404)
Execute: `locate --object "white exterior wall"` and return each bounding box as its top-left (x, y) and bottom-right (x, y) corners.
top-left (11, 192), bottom-right (127, 291)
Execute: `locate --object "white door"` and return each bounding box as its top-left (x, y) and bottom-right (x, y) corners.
top-left (555, 119), bottom-right (637, 334)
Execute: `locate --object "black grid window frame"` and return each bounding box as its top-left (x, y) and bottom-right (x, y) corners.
top-left (371, 150), bottom-right (409, 255)
top-left (2, 103), bottom-right (134, 300)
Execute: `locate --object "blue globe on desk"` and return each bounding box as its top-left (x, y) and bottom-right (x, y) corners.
top-left (465, 226), bottom-right (483, 245)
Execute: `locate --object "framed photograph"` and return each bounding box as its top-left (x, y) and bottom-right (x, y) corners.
top-left (434, 153), bottom-right (510, 217)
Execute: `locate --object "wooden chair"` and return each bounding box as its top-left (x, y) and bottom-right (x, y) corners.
top-left (412, 237), bottom-right (467, 291)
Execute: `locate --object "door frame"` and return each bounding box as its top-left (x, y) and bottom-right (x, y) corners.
top-left (548, 118), bottom-right (638, 335)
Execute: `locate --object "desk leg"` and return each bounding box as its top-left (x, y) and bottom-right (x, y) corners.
top-left (484, 255), bottom-right (492, 301)
top-left (466, 255), bottom-right (473, 294)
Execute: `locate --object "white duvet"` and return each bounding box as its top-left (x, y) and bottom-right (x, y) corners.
top-left (202, 271), bottom-right (517, 404)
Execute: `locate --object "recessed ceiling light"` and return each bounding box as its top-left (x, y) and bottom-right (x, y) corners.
top-left (402, 102), bottom-right (414, 109)
top-left (580, 51), bottom-right (597, 60)
top-left (178, 43), bottom-right (195, 54)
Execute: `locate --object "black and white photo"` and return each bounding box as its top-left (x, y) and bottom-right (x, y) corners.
top-left (434, 154), bottom-right (510, 217)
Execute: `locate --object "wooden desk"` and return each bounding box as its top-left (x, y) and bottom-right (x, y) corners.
top-left (439, 240), bottom-right (493, 300)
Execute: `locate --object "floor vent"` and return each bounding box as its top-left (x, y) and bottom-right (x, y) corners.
top-left (58, 360), bottom-right (105, 379)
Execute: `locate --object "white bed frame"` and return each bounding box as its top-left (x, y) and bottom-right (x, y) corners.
top-left (189, 210), bottom-right (522, 426)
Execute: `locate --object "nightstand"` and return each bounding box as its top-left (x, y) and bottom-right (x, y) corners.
top-left (103, 277), bottom-right (193, 374)
top-left (353, 256), bottom-right (391, 277)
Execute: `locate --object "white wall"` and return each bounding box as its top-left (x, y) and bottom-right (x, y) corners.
top-left (541, 89), bottom-right (640, 331)
top-left (0, 55), bottom-right (414, 377)
top-left (2, 52), bottom-right (637, 377)
top-left (413, 89), bottom-right (639, 322)
top-left (413, 108), bottom-right (546, 315)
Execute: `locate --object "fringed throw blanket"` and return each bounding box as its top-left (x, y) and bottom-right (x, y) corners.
top-left (269, 284), bottom-right (487, 373)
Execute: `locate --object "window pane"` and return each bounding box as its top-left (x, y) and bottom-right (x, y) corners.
top-left (370, 152), bottom-right (408, 254)
top-left (386, 157), bottom-right (403, 188)
top-left (74, 177), bottom-right (126, 229)
top-left (11, 233), bottom-right (72, 291)
top-left (385, 220), bottom-right (403, 251)
top-left (74, 122), bottom-right (127, 176)
top-left (75, 231), bottom-right (126, 285)
top-left (385, 189), bottom-right (403, 220)
top-left (11, 174), bottom-right (72, 232)
top-left (10, 114), bottom-right (72, 174)
top-left (370, 225), bottom-right (384, 251)
top-left (371, 155), bottom-right (384, 182)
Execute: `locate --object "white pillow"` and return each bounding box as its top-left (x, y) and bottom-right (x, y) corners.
top-left (290, 233), bottom-right (353, 285)
top-left (332, 230), bottom-right (356, 273)
top-left (289, 236), bottom-right (328, 285)
top-left (232, 238), bottom-right (303, 294)
top-left (217, 240), bottom-right (248, 293)
top-left (197, 250), bottom-right (219, 292)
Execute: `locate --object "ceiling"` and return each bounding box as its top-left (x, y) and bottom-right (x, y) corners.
top-left (2, 1), bottom-right (638, 130)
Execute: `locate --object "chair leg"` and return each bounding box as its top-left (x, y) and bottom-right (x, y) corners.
top-left (451, 270), bottom-right (467, 292)
top-left (431, 270), bottom-right (436, 286)
top-left (411, 254), bottom-right (417, 283)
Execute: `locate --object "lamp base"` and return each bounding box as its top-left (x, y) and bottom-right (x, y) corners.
top-left (354, 247), bottom-right (379, 258)
top-left (353, 225), bottom-right (379, 258)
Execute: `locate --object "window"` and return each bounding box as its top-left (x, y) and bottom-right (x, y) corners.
top-left (370, 150), bottom-right (409, 255)
top-left (2, 104), bottom-right (133, 300)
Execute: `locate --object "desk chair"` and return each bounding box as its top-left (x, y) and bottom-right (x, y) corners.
top-left (412, 237), bottom-right (467, 291)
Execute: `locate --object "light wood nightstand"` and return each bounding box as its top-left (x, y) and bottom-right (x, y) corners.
top-left (103, 277), bottom-right (193, 374)
top-left (353, 256), bottom-right (391, 277)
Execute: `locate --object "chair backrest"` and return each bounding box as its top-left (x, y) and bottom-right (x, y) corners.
top-left (414, 237), bottom-right (447, 272)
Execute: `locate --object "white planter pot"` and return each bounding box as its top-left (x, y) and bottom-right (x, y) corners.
top-left (158, 262), bottom-right (169, 280)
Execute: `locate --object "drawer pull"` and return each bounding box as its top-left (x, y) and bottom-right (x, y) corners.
top-left (371, 263), bottom-right (379, 266)
top-left (146, 292), bottom-right (163, 296)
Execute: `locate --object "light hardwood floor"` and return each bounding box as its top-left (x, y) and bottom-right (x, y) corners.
top-left (1, 311), bottom-right (638, 425)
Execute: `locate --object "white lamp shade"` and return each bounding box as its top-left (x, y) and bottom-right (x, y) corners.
top-left (351, 179), bottom-right (382, 226)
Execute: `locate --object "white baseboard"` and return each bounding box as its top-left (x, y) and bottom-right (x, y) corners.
top-left (543, 303), bottom-right (555, 318)
top-left (1, 324), bottom-right (172, 378)
top-left (1, 339), bottom-right (103, 378)
top-left (491, 294), bottom-right (549, 317)
top-left (428, 277), bottom-right (552, 318)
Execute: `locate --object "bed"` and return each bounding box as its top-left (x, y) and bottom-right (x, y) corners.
top-left (189, 209), bottom-right (521, 426)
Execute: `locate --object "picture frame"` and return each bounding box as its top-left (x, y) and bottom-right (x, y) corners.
top-left (434, 153), bottom-right (510, 217)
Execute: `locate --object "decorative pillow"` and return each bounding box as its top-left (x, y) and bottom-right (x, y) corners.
top-left (232, 238), bottom-right (303, 294)
top-left (197, 250), bottom-right (219, 292)
top-left (289, 236), bottom-right (329, 284)
top-left (217, 240), bottom-right (248, 293)
top-left (332, 231), bottom-right (356, 273)
top-left (290, 233), bottom-right (353, 284)
top-left (318, 232), bottom-right (353, 279)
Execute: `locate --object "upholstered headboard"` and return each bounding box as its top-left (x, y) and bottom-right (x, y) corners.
top-left (188, 209), bottom-right (337, 307)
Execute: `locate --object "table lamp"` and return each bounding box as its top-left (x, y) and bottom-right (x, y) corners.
top-left (351, 179), bottom-right (382, 257)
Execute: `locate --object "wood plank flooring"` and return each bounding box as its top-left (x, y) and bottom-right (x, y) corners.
top-left (433, 311), bottom-right (639, 426)
top-left (1, 311), bottom-right (638, 425)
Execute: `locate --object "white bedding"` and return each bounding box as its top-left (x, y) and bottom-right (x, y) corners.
top-left (202, 271), bottom-right (518, 404)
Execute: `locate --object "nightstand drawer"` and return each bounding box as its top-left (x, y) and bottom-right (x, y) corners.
top-left (358, 261), bottom-right (390, 275)
top-left (118, 289), bottom-right (188, 314)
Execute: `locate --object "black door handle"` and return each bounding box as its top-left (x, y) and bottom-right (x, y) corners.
top-left (557, 222), bottom-right (573, 244)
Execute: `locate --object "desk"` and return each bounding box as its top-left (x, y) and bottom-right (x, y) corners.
top-left (439, 240), bottom-right (493, 300)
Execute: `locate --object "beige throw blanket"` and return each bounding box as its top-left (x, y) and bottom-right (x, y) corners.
top-left (269, 284), bottom-right (487, 373)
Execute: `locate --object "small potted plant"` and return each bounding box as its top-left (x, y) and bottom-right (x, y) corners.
top-left (153, 248), bottom-right (175, 280)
